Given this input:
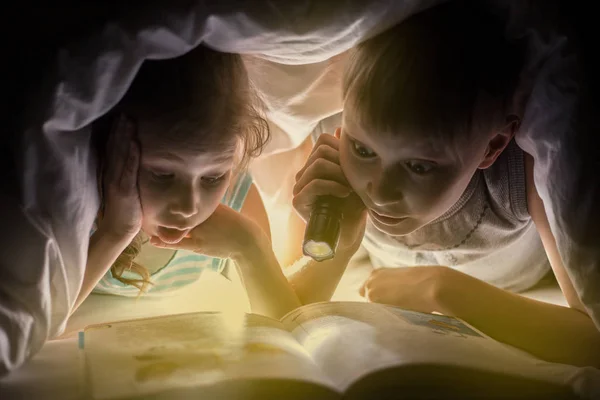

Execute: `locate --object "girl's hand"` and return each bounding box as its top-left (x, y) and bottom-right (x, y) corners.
top-left (150, 204), bottom-right (264, 260)
top-left (97, 115), bottom-right (143, 240)
top-left (359, 266), bottom-right (453, 314)
top-left (152, 204), bottom-right (301, 320)
top-left (292, 128), bottom-right (367, 255)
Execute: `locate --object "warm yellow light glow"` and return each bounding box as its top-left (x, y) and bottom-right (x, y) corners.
top-left (303, 240), bottom-right (333, 259)
top-left (266, 206), bottom-right (293, 263)
top-left (300, 325), bottom-right (341, 353)
top-left (220, 309), bottom-right (248, 336)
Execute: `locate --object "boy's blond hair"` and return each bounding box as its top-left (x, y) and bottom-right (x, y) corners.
top-left (343, 1), bottom-right (523, 145)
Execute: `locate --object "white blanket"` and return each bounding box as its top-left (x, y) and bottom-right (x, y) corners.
top-left (2, 0), bottom-right (599, 377)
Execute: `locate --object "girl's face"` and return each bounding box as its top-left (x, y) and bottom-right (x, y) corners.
top-left (339, 113), bottom-right (488, 237)
top-left (137, 127), bottom-right (239, 244)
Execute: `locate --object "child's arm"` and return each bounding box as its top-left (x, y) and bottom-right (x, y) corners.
top-left (431, 266), bottom-right (600, 367)
top-left (524, 155), bottom-right (587, 313)
top-left (240, 184), bottom-right (272, 241)
top-left (238, 183), bottom-right (303, 317)
top-left (230, 223), bottom-right (302, 319)
top-left (73, 116), bottom-right (142, 313)
top-left (73, 229), bottom-right (133, 312)
top-left (361, 262), bottom-right (600, 367)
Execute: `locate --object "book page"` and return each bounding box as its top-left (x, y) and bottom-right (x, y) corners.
top-left (84, 311), bottom-right (337, 399)
top-left (282, 302), bottom-right (579, 393)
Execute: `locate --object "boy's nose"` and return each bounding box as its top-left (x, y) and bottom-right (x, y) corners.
top-left (367, 175), bottom-right (403, 207)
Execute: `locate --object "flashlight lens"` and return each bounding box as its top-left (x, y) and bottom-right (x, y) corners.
top-left (303, 240), bottom-right (334, 261)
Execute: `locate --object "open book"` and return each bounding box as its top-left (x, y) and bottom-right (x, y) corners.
top-left (82, 301), bottom-right (579, 399)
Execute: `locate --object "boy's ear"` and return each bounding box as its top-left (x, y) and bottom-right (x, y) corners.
top-left (478, 115), bottom-right (520, 169)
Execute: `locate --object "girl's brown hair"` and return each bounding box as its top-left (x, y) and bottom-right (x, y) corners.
top-left (343, 0), bottom-right (523, 145)
top-left (93, 45), bottom-right (269, 293)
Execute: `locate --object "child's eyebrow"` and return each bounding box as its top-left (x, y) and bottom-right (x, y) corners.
top-left (143, 147), bottom-right (237, 163)
top-left (210, 150), bottom-right (237, 164)
top-left (343, 129), bottom-right (358, 141)
top-left (143, 151), bottom-right (185, 162)
top-left (342, 126), bottom-right (369, 144)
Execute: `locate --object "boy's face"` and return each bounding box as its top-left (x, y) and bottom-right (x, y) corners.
top-left (339, 114), bottom-right (489, 236)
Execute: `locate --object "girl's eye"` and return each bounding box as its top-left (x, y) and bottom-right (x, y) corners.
top-left (405, 160), bottom-right (436, 175)
top-left (352, 141), bottom-right (377, 159)
top-left (201, 174), bottom-right (226, 186)
top-left (150, 171), bottom-right (175, 182)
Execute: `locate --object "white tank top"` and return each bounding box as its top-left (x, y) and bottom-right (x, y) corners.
top-left (362, 141), bottom-right (550, 293)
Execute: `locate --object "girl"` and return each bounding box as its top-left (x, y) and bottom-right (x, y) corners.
top-left (75, 45), bottom-right (299, 319)
top-left (289, 1), bottom-right (600, 367)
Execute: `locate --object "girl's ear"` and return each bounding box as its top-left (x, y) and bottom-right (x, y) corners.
top-left (478, 115), bottom-right (520, 170)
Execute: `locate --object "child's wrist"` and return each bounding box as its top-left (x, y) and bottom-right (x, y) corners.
top-left (337, 237), bottom-right (362, 261)
top-left (328, 246), bottom-right (357, 267)
top-left (428, 266), bottom-right (460, 315)
top-left (231, 238), bottom-right (273, 270)
top-left (230, 222), bottom-right (272, 264)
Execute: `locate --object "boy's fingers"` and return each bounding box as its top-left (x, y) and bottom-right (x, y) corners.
top-left (295, 143), bottom-right (340, 182)
top-left (359, 281), bottom-right (367, 297)
top-left (292, 180), bottom-right (352, 219)
top-left (293, 158), bottom-right (349, 196)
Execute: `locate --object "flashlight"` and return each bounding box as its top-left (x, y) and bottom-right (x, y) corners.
top-left (302, 196), bottom-right (342, 262)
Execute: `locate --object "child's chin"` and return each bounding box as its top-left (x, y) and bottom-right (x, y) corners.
top-left (370, 217), bottom-right (418, 237)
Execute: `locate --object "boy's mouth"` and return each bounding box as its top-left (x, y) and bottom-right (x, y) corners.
top-left (368, 209), bottom-right (407, 226)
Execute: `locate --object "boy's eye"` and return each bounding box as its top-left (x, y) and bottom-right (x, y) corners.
top-left (405, 160), bottom-right (436, 175)
top-left (352, 141), bottom-right (377, 158)
top-left (201, 174), bottom-right (226, 186)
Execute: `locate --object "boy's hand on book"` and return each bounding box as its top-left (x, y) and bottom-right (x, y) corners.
top-left (359, 266), bottom-right (451, 313)
top-left (149, 203), bottom-right (264, 259)
top-left (98, 115), bottom-right (143, 241)
top-left (292, 129), bottom-right (367, 254)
